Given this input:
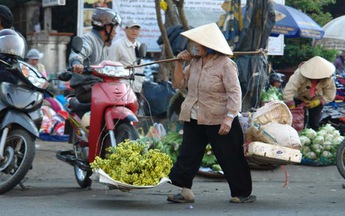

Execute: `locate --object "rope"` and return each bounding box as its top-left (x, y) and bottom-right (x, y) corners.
top-left (280, 165), bottom-right (289, 188)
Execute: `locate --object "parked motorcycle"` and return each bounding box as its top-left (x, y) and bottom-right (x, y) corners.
top-left (0, 30), bottom-right (50, 194)
top-left (56, 37), bottom-right (147, 188)
top-left (336, 140), bottom-right (345, 179)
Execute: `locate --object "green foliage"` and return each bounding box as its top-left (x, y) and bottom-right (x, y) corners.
top-left (270, 38), bottom-right (338, 69)
top-left (286, 0), bottom-right (336, 26)
top-left (160, 131), bottom-right (183, 164)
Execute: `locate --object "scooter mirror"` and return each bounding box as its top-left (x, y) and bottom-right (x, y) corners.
top-left (71, 36), bottom-right (83, 54)
top-left (138, 43), bottom-right (147, 58)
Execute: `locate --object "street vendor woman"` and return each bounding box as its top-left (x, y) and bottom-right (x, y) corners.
top-left (283, 56), bottom-right (336, 130)
top-left (167, 23), bottom-right (255, 204)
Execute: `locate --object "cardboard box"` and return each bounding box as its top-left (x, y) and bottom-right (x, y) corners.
top-left (245, 141), bottom-right (302, 164)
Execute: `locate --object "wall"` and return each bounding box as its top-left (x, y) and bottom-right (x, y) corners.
top-left (24, 1), bottom-right (72, 81)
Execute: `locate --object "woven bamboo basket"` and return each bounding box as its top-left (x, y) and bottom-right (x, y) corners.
top-left (251, 101), bottom-right (292, 126)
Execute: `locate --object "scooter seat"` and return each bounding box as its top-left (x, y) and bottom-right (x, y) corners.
top-left (69, 97), bottom-right (91, 112)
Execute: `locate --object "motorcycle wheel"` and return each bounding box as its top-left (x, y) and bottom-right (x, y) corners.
top-left (115, 122), bottom-right (139, 144)
top-left (99, 122), bottom-right (139, 158)
top-left (336, 140), bottom-right (345, 179)
top-left (74, 165), bottom-right (92, 188)
top-left (0, 129), bottom-right (35, 194)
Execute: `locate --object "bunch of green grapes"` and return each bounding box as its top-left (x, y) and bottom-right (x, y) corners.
top-left (91, 139), bottom-right (172, 186)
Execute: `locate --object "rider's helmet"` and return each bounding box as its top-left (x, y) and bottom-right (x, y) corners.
top-left (269, 72), bottom-right (285, 84)
top-left (0, 29), bottom-right (25, 59)
top-left (91, 7), bottom-right (122, 28)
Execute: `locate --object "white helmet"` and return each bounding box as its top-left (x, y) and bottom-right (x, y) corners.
top-left (81, 111), bottom-right (91, 134)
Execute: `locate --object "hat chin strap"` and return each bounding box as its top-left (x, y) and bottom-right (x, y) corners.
top-left (104, 25), bottom-right (114, 45)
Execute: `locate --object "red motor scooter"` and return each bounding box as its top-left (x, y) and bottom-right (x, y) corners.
top-left (56, 37), bottom-right (146, 188)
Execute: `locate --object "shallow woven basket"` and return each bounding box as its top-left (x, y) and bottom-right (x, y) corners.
top-left (251, 101), bottom-right (292, 125)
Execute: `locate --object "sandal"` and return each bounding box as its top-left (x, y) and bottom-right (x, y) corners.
top-left (230, 195), bottom-right (256, 203)
top-left (167, 193), bottom-right (195, 203)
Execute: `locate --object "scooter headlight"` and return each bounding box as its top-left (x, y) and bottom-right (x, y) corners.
top-left (19, 61), bottom-right (50, 90)
top-left (94, 65), bottom-right (130, 78)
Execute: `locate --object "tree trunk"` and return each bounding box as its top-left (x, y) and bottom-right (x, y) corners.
top-left (154, 0), bottom-right (192, 81)
top-left (174, 0), bottom-right (189, 31)
top-left (154, 0), bottom-right (175, 81)
top-left (165, 0), bottom-right (179, 27)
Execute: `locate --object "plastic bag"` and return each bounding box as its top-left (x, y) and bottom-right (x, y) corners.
top-left (290, 105), bottom-right (305, 132)
top-left (146, 123), bottom-right (167, 140)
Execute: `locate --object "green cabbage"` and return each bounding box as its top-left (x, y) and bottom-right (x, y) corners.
top-left (313, 136), bottom-right (324, 145)
top-left (260, 87), bottom-right (283, 102)
top-left (317, 130), bottom-right (327, 137)
top-left (324, 134), bottom-right (334, 142)
top-left (333, 136), bottom-right (344, 146)
top-left (301, 146), bottom-right (311, 155)
top-left (299, 136), bottom-right (311, 146)
top-left (305, 152), bottom-right (317, 160)
top-left (323, 144), bottom-right (332, 151)
top-left (301, 128), bottom-right (317, 140)
top-left (321, 151), bottom-right (333, 159)
top-left (320, 124), bottom-right (336, 134)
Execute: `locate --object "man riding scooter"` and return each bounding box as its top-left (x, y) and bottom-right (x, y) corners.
top-left (69, 7), bottom-right (122, 103)
top-left (57, 8), bottom-right (147, 188)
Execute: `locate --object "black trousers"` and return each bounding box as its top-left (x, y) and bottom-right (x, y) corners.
top-left (307, 105), bottom-right (323, 130)
top-left (169, 117), bottom-right (253, 197)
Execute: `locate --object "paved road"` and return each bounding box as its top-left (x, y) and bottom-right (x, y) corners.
top-left (1, 140), bottom-right (345, 216)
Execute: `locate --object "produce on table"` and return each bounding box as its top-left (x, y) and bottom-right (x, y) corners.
top-left (90, 139), bottom-right (172, 186)
top-left (299, 124), bottom-right (344, 165)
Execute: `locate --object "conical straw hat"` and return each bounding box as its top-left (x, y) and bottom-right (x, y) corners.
top-left (180, 23), bottom-right (233, 55)
top-left (299, 56), bottom-right (335, 79)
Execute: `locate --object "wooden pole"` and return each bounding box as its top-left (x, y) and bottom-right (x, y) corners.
top-left (126, 49), bottom-right (268, 69)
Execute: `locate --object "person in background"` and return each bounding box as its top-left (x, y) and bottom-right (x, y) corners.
top-left (283, 56), bottom-right (336, 130)
top-left (93, 0), bottom-right (109, 8)
top-left (0, 5), bottom-right (12, 30)
top-left (167, 23), bottom-right (255, 204)
top-left (109, 20), bottom-right (145, 97)
top-left (334, 51), bottom-right (345, 73)
top-left (260, 72), bottom-right (285, 106)
top-left (0, 5), bottom-right (21, 84)
top-left (0, 5), bottom-right (27, 53)
top-left (265, 72), bottom-right (285, 92)
top-left (27, 48), bottom-right (48, 78)
top-left (69, 7), bottom-right (121, 103)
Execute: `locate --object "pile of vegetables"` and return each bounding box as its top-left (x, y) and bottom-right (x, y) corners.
top-left (90, 139), bottom-right (172, 186)
top-left (157, 131), bottom-right (222, 172)
top-left (202, 144), bottom-right (222, 172)
top-left (160, 131), bottom-right (183, 164)
top-left (260, 86), bottom-right (283, 102)
top-left (299, 124), bottom-right (344, 165)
